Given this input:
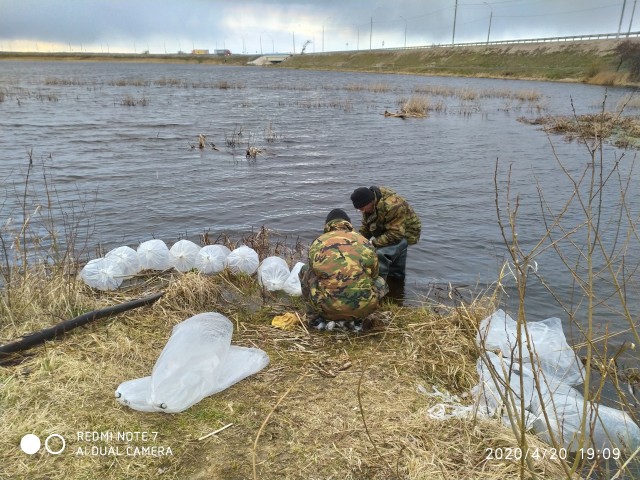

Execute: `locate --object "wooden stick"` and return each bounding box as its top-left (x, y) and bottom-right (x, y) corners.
top-left (197, 423), bottom-right (233, 441)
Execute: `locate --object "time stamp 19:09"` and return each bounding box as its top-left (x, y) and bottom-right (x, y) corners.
top-left (485, 447), bottom-right (621, 461)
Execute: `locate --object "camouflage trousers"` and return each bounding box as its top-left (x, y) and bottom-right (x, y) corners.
top-left (298, 265), bottom-right (388, 321)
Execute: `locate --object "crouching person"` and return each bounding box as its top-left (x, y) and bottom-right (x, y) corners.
top-left (299, 208), bottom-right (388, 331)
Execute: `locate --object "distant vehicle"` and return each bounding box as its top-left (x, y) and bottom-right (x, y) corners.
top-left (214, 49), bottom-right (232, 56)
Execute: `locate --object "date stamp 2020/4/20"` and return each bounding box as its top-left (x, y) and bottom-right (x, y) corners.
top-left (485, 447), bottom-right (621, 462)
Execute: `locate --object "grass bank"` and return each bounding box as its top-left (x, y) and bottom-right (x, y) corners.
top-left (276, 39), bottom-right (636, 87)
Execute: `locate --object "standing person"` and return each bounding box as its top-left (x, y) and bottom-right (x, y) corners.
top-left (350, 186), bottom-right (421, 280)
top-left (299, 208), bottom-right (388, 330)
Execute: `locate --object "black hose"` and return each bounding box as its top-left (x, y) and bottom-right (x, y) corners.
top-left (0, 291), bottom-right (164, 358)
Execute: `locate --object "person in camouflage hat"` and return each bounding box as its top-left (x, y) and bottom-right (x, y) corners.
top-left (350, 186), bottom-right (421, 279)
top-left (299, 208), bottom-right (388, 329)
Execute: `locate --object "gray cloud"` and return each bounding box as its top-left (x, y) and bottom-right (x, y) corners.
top-left (0, 0), bottom-right (632, 54)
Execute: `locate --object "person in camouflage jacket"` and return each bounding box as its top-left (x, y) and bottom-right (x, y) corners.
top-left (350, 186), bottom-right (421, 279)
top-left (299, 208), bottom-right (388, 325)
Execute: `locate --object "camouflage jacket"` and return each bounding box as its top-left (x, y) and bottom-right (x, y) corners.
top-left (301, 219), bottom-right (387, 321)
top-left (358, 186), bottom-right (421, 248)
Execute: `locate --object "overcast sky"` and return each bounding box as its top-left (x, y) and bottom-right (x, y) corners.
top-left (0, 0), bottom-right (636, 55)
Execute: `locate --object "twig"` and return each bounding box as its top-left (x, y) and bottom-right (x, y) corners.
top-left (197, 423), bottom-right (233, 441)
top-left (610, 443), bottom-right (640, 479)
top-left (295, 311), bottom-right (310, 336)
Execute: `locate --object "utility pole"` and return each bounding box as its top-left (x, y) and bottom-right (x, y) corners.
top-left (628, 0), bottom-right (638, 36)
top-left (484, 2), bottom-right (493, 44)
top-left (452, 0), bottom-right (458, 46)
top-left (618, 0), bottom-right (628, 38)
top-left (370, 17), bottom-right (373, 50)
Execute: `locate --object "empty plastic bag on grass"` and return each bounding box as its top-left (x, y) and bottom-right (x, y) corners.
top-left (79, 257), bottom-right (125, 291)
top-left (105, 246), bottom-right (140, 279)
top-left (137, 239), bottom-right (172, 271)
top-left (472, 310), bottom-right (640, 453)
top-left (169, 239), bottom-right (201, 272)
top-left (257, 256), bottom-right (290, 291)
top-left (115, 312), bottom-right (269, 413)
top-left (195, 245), bottom-right (231, 274)
top-left (531, 381), bottom-right (640, 452)
top-left (226, 245), bottom-right (259, 275)
top-left (477, 309), bottom-right (584, 386)
top-left (472, 351), bottom-right (540, 430)
top-left (282, 262), bottom-right (305, 296)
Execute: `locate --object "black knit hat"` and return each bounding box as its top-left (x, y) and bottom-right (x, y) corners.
top-left (350, 187), bottom-right (375, 209)
top-left (325, 208), bottom-right (351, 224)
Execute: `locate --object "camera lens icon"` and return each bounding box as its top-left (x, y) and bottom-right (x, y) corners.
top-left (20, 433), bottom-right (65, 455)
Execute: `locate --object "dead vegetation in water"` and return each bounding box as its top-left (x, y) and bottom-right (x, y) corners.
top-left (120, 94), bottom-right (149, 106)
top-left (518, 111), bottom-right (640, 148)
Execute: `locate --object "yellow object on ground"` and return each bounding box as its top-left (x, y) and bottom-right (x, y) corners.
top-left (271, 312), bottom-right (300, 331)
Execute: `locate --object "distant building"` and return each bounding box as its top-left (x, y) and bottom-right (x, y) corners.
top-left (214, 49), bottom-right (232, 56)
top-left (191, 49), bottom-right (209, 55)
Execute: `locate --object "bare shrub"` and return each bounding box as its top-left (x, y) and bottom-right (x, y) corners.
top-left (119, 95), bottom-right (149, 106)
top-left (614, 39), bottom-right (640, 81)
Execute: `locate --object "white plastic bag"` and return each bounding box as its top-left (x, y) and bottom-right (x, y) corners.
top-left (169, 239), bottom-right (201, 272)
top-left (282, 262), bottom-right (305, 296)
top-left (137, 239), bottom-right (172, 271)
top-left (116, 312), bottom-right (270, 413)
top-left (105, 246), bottom-right (140, 279)
top-left (79, 257), bottom-right (125, 291)
top-left (477, 309), bottom-right (584, 386)
top-left (226, 245), bottom-right (259, 275)
top-left (149, 313), bottom-right (232, 411)
top-left (257, 256), bottom-right (290, 291)
top-left (531, 381), bottom-right (640, 451)
top-left (115, 376), bottom-right (156, 413)
top-left (472, 310), bottom-right (640, 453)
top-left (472, 352), bottom-right (540, 430)
top-left (196, 245), bottom-right (231, 274)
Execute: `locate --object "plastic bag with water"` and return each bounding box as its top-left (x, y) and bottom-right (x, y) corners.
top-left (79, 257), bottom-right (125, 291)
top-left (196, 245), bottom-right (231, 274)
top-left (257, 256), bottom-right (290, 291)
top-left (169, 239), bottom-right (201, 272)
top-left (105, 245), bottom-right (140, 279)
top-left (226, 245), bottom-right (259, 275)
top-left (137, 239), bottom-right (172, 271)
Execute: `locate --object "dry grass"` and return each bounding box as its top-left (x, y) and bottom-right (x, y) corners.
top-left (518, 111), bottom-right (640, 148)
top-left (585, 71), bottom-right (631, 86)
top-left (0, 263), bottom-right (572, 480)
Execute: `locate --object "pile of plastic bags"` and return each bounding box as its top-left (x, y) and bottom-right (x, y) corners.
top-left (116, 312), bottom-right (270, 413)
top-left (473, 309), bottom-right (640, 452)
